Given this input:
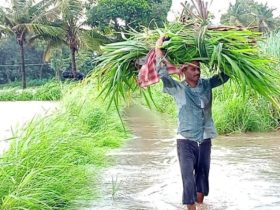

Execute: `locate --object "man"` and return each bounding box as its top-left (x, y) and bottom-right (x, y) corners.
top-left (155, 37), bottom-right (229, 210)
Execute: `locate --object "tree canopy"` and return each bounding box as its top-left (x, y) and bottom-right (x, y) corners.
top-left (86, 0), bottom-right (172, 34)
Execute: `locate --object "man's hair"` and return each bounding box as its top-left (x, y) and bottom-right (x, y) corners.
top-left (180, 60), bottom-right (200, 72)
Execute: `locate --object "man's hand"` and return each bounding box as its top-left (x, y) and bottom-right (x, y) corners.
top-left (155, 36), bottom-right (165, 49)
top-left (155, 36), bottom-right (166, 59)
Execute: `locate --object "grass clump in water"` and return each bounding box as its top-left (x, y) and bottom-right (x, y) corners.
top-left (0, 82), bottom-right (128, 209)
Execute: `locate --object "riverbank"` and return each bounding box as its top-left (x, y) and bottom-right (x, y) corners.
top-left (0, 84), bottom-right (129, 209)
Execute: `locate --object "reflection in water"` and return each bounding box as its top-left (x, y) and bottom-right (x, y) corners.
top-left (86, 105), bottom-right (280, 210)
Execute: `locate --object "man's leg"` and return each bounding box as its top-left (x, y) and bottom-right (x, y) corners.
top-left (196, 192), bottom-right (204, 204)
top-left (195, 138), bottom-right (212, 204)
top-left (177, 139), bottom-right (198, 209)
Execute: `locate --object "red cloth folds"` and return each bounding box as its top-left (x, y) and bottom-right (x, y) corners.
top-left (137, 49), bottom-right (181, 88)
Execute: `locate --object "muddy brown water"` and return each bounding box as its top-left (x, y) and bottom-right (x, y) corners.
top-left (86, 105), bottom-right (280, 210)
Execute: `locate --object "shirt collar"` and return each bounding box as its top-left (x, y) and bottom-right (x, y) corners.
top-left (184, 79), bottom-right (202, 87)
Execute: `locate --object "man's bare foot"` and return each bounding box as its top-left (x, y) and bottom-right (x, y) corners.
top-left (196, 203), bottom-right (204, 210)
top-left (196, 192), bottom-right (204, 204)
top-left (186, 204), bottom-right (196, 210)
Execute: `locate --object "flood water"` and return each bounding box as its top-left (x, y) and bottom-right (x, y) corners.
top-left (0, 101), bottom-right (58, 155)
top-left (86, 105), bottom-right (280, 210)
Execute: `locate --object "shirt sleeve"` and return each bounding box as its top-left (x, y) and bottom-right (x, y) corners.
top-left (209, 71), bottom-right (230, 89)
top-left (156, 57), bottom-right (179, 96)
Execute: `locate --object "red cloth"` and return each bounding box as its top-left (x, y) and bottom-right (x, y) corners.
top-left (137, 49), bottom-right (182, 88)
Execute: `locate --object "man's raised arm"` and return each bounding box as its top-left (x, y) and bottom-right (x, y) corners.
top-left (155, 37), bottom-right (179, 95)
top-left (209, 71), bottom-right (230, 89)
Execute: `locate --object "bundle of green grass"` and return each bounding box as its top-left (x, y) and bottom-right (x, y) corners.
top-left (92, 23), bottom-right (280, 108)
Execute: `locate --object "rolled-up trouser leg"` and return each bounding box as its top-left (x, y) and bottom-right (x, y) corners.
top-left (177, 139), bottom-right (198, 205)
top-left (195, 138), bottom-right (211, 196)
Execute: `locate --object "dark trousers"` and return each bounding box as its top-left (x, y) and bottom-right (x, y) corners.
top-left (177, 138), bottom-right (212, 205)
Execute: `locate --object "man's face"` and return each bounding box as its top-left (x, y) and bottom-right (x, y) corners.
top-left (184, 61), bottom-right (201, 82)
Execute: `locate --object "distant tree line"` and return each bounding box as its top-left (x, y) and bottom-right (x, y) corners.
top-left (0, 0), bottom-right (172, 88)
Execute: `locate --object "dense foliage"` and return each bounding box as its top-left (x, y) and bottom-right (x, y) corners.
top-left (0, 81), bottom-right (63, 101)
top-left (86, 0), bottom-right (172, 34)
top-left (0, 37), bottom-right (55, 84)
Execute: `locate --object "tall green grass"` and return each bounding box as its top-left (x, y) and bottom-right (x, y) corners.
top-left (0, 79), bottom-right (51, 89)
top-left (259, 31), bottom-right (280, 60)
top-left (212, 82), bottom-right (279, 133)
top-left (0, 82), bottom-right (128, 209)
top-left (0, 81), bottom-right (63, 101)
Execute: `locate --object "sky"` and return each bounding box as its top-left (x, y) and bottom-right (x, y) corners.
top-left (1, 0), bottom-right (279, 24)
top-left (168, 0), bottom-right (280, 24)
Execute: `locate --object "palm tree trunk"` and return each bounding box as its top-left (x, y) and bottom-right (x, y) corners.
top-left (19, 42), bottom-right (26, 89)
top-left (259, 20), bottom-right (269, 32)
top-left (55, 68), bottom-right (60, 80)
top-left (39, 64), bottom-right (44, 80)
top-left (70, 48), bottom-right (77, 77)
top-left (5, 67), bottom-right (11, 83)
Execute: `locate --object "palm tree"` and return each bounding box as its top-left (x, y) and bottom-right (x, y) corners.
top-left (253, 3), bottom-right (276, 32)
top-left (35, 0), bottom-right (111, 78)
top-left (220, 0), bottom-right (255, 27)
top-left (0, 0), bottom-right (60, 88)
top-left (55, 0), bottom-right (82, 76)
top-left (220, 0), bottom-right (280, 32)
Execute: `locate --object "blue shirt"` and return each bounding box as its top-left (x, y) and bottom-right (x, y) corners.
top-left (156, 58), bottom-right (229, 142)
